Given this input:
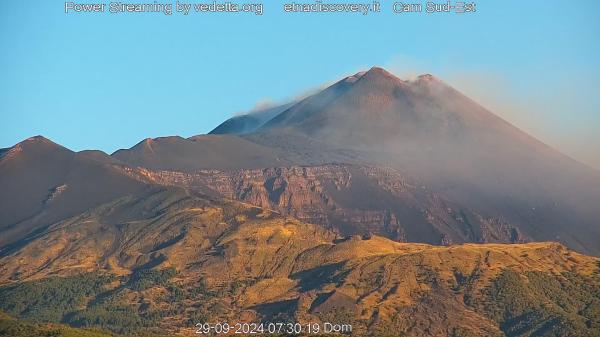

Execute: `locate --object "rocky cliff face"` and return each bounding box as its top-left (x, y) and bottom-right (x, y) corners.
top-left (119, 164), bottom-right (528, 246)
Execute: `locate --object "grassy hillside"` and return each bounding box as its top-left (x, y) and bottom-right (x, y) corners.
top-left (0, 188), bottom-right (598, 336)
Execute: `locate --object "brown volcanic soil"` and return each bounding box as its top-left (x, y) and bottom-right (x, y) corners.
top-left (0, 136), bottom-right (148, 249)
top-left (0, 188), bottom-right (598, 336)
top-left (2, 68), bottom-right (599, 257)
top-left (214, 67), bottom-right (600, 255)
top-left (111, 135), bottom-right (293, 171)
top-left (1, 67), bottom-right (600, 337)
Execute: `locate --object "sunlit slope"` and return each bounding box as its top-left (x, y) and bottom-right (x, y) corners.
top-left (0, 187), bottom-right (598, 336)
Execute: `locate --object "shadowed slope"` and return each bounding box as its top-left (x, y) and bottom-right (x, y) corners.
top-left (246, 67), bottom-right (600, 255)
top-left (209, 102), bottom-right (295, 135)
top-left (4, 67), bottom-right (599, 255)
top-left (0, 136), bottom-right (147, 248)
top-left (111, 135), bottom-right (291, 171)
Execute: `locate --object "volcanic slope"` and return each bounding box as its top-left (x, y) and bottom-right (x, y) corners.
top-left (0, 136), bottom-right (148, 249)
top-left (3, 67), bottom-right (600, 256)
top-left (209, 67), bottom-right (600, 255)
top-left (0, 187), bottom-right (598, 337)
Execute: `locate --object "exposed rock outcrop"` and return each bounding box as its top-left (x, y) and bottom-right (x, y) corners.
top-left (119, 164), bottom-right (528, 245)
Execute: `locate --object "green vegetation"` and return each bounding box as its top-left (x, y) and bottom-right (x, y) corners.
top-left (127, 268), bottom-right (177, 292)
top-left (64, 268), bottom-right (182, 334)
top-left (1, 263), bottom-right (599, 337)
top-left (0, 270), bottom-right (183, 335)
top-left (450, 327), bottom-right (480, 337)
top-left (66, 305), bottom-right (148, 334)
top-left (0, 311), bottom-right (117, 337)
top-left (473, 270), bottom-right (600, 337)
top-left (186, 278), bottom-right (210, 299)
top-left (0, 273), bottom-right (115, 323)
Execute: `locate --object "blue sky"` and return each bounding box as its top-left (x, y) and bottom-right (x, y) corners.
top-left (1, 0), bottom-right (599, 168)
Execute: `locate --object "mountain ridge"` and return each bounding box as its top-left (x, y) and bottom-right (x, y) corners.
top-left (2, 67), bottom-right (599, 255)
top-left (2, 67), bottom-right (600, 336)
top-left (0, 187), bottom-right (598, 336)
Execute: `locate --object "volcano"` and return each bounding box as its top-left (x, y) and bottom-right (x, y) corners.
top-left (210, 67), bottom-right (600, 254)
top-left (1, 67), bottom-right (600, 337)
top-left (2, 67), bottom-right (600, 255)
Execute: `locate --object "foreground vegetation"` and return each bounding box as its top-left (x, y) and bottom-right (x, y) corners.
top-left (0, 195), bottom-right (598, 336)
top-left (0, 311), bottom-right (117, 337)
top-left (0, 264), bottom-right (599, 336)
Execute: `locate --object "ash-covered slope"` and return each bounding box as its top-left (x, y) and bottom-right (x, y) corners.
top-left (111, 135), bottom-right (292, 171)
top-left (3, 67), bottom-right (599, 255)
top-left (0, 136), bottom-right (148, 249)
top-left (102, 66), bottom-right (600, 254)
top-left (237, 67), bottom-right (600, 255)
top-left (260, 67), bottom-right (522, 146)
top-left (209, 102), bottom-right (294, 135)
